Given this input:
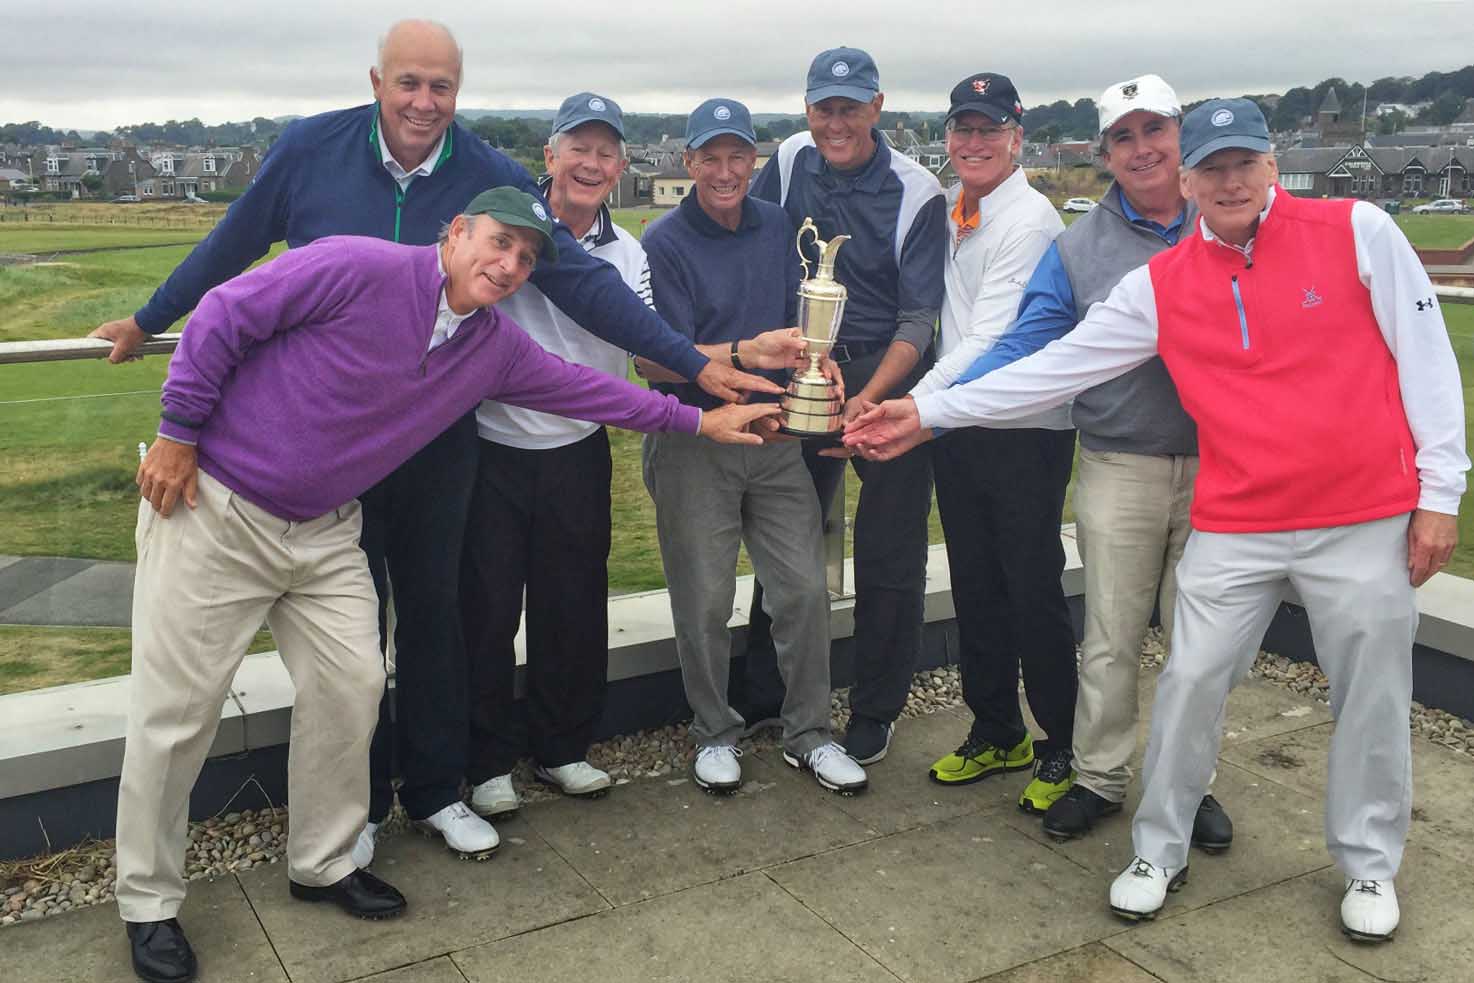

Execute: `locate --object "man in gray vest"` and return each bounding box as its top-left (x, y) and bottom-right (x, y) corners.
top-left (845, 75), bottom-right (1235, 848)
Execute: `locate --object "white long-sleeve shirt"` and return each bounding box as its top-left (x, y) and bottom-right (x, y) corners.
top-left (911, 168), bottom-right (1066, 429)
top-left (915, 190), bottom-right (1469, 515)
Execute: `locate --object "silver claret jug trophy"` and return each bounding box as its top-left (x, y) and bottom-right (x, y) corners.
top-left (778, 217), bottom-right (849, 439)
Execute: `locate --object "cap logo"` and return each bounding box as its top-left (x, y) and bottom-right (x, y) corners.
top-left (1211, 108), bottom-right (1235, 127)
top-left (831, 61), bottom-right (850, 77)
top-left (1121, 82), bottom-right (1138, 100)
top-left (531, 202), bottom-right (548, 222)
top-left (972, 78), bottom-right (990, 94)
top-left (713, 105), bottom-right (732, 121)
top-left (588, 97), bottom-right (606, 112)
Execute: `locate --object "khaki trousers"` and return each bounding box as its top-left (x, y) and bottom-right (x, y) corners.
top-left (115, 471), bottom-right (384, 922)
top-left (1071, 448), bottom-right (1198, 802)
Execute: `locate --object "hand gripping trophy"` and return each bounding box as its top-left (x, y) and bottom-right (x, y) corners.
top-left (778, 218), bottom-right (850, 438)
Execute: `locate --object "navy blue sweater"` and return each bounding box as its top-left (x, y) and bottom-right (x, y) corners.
top-left (134, 104), bottom-right (707, 381)
top-left (643, 194), bottom-right (800, 410)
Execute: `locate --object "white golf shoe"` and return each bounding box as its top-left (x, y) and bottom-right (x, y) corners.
top-left (1341, 878), bottom-right (1399, 942)
top-left (692, 745), bottom-right (743, 793)
top-left (414, 801), bottom-right (500, 860)
top-left (783, 742), bottom-right (868, 796)
top-left (350, 820), bottom-right (379, 869)
top-left (1109, 857), bottom-right (1188, 921)
top-left (535, 761), bottom-right (612, 798)
top-left (470, 774), bottom-right (520, 817)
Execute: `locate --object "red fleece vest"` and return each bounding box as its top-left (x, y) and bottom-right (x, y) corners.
top-left (1149, 191), bottom-right (1418, 533)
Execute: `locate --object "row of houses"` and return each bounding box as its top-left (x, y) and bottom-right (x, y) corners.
top-left (0, 144), bottom-right (259, 199)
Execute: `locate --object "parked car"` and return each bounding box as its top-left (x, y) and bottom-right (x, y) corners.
top-left (112, 194), bottom-right (140, 203)
top-left (1061, 197), bottom-right (1097, 213)
top-left (1411, 198), bottom-right (1469, 214)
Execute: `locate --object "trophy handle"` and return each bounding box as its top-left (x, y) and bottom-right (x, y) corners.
top-left (796, 218), bottom-right (821, 281)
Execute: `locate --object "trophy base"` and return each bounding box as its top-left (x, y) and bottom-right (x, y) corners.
top-left (777, 424), bottom-right (844, 445)
top-left (779, 375), bottom-right (842, 440)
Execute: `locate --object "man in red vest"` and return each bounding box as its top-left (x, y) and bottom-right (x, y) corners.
top-left (843, 98), bottom-right (1467, 943)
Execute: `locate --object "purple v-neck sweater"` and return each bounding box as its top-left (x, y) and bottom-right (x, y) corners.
top-left (159, 236), bottom-right (700, 520)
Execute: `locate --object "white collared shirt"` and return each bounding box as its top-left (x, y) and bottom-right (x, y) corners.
top-left (430, 249), bottom-right (471, 352)
top-left (378, 115), bottom-right (446, 192)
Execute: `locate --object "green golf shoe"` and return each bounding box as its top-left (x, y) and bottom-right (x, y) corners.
top-left (928, 734), bottom-right (1034, 785)
top-left (1018, 747), bottom-right (1075, 815)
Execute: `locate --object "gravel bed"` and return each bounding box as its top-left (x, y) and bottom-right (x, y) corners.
top-left (4, 632), bottom-right (1470, 927)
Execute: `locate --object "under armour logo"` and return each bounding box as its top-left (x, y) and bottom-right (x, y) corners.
top-left (1301, 287), bottom-right (1323, 309)
top-left (1415, 297), bottom-right (1436, 311)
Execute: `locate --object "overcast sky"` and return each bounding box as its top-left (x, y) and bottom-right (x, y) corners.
top-left (9, 0), bottom-right (1473, 131)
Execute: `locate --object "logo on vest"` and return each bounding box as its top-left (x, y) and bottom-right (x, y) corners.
top-left (588, 97), bottom-right (606, 112)
top-left (831, 61), bottom-right (850, 77)
top-left (531, 202), bottom-right (548, 222)
top-left (713, 105), bottom-right (732, 121)
top-left (1211, 108), bottom-right (1235, 127)
top-left (1301, 287), bottom-right (1323, 309)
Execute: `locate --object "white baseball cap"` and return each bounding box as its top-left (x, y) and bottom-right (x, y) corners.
top-left (1097, 74), bottom-right (1181, 135)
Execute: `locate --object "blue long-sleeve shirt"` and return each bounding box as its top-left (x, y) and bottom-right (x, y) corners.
top-left (953, 197), bottom-right (1184, 386)
top-left (134, 103), bottom-right (708, 381)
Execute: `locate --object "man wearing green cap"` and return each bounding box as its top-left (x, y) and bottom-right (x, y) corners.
top-left (844, 97), bottom-right (1467, 942)
top-left (116, 187), bottom-right (777, 982)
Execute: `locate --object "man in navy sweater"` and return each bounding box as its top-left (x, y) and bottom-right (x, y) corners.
top-left (89, 19), bottom-right (774, 882)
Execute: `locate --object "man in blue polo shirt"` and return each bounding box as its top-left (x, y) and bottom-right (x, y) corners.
top-left (88, 20), bottom-right (774, 876)
top-left (637, 99), bottom-right (868, 797)
top-left (744, 47), bottom-right (947, 765)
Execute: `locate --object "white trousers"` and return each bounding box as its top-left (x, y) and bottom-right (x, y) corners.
top-left (1132, 514), bottom-right (1416, 880)
top-left (115, 472), bottom-right (385, 922)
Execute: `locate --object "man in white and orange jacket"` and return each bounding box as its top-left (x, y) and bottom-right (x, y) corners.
top-left (843, 98), bottom-right (1468, 943)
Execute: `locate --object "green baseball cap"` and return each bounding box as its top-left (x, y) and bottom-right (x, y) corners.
top-left (462, 186), bottom-right (559, 263)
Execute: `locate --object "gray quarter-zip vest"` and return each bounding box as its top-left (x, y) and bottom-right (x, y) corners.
top-left (1055, 182), bottom-right (1198, 456)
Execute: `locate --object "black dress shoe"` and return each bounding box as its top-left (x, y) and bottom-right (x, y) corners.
top-left (126, 918), bottom-right (197, 983)
top-left (1191, 794), bottom-right (1234, 853)
top-left (289, 868), bottom-right (407, 920)
top-left (1042, 783), bottom-right (1123, 840)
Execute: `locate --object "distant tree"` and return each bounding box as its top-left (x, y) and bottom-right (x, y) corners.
top-left (1031, 123), bottom-right (1060, 145)
top-left (1377, 110), bottom-right (1409, 135)
top-left (754, 125), bottom-right (773, 142)
top-left (1422, 91), bottom-right (1467, 125)
top-left (81, 173), bottom-right (103, 194)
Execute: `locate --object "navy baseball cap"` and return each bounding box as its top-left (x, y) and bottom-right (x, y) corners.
top-left (1181, 98), bottom-right (1271, 168)
top-left (685, 98), bottom-right (756, 149)
top-left (946, 73), bottom-right (1024, 126)
top-left (552, 91), bottom-right (625, 141)
top-left (806, 47), bottom-right (880, 105)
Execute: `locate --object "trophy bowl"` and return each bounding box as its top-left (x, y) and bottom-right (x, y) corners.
top-left (779, 219), bottom-right (849, 439)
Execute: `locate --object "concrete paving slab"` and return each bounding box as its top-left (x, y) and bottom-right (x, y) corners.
top-left (4, 875), bottom-right (284, 983)
top-left (0, 560), bottom-right (134, 627)
top-left (998, 759), bottom-right (1333, 916)
top-left (0, 556), bottom-right (94, 619)
top-left (347, 955), bottom-right (468, 982)
top-left (524, 751), bottom-right (876, 907)
top-left (1135, 671), bottom-right (1336, 755)
top-left (1107, 844), bottom-right (1472, 983)
top-left (752, 707), bottom-right (1018, 836)
top-left (0, 555), bottom-right (21, 573)
top-left (452, 871), bottom-right (897, 983)
top-left (971, 943), bottom-right (1161, 983)
top-left (1221, 722), bottom-right (1474, 870)
top-left (236, 812), bottom-right (606, 983)
top-left (767, 812), bottom-right (1122, 983)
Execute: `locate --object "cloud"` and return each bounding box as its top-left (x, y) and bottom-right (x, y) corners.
top-left (8, 0), bottom-right (1472, 130)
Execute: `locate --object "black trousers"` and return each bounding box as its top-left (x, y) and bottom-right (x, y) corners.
top-left (365, 412), bottom-right (479, 822)
top-left (745, 346), bottom-right (935, 725)
top-left (933, 425), bottom-right (1078, 752)
top-left (461, 428), bottom-right (613, 782)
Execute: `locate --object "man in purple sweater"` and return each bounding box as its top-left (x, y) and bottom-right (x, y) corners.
top-left (116, 186), bottom-right (776, 983)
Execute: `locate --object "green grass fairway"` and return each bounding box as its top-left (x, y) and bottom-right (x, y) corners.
top-left (1395, 213), bottom-right (1474, 251)
top-left (0, 225), bottom-right (212, 254)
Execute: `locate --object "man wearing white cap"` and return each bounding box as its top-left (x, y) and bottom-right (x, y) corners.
top-left (883, 75), bottom-right (1235, 847)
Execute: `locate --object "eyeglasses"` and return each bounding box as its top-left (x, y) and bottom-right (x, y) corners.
top-left (946, 122), bottom-right (1015, 142)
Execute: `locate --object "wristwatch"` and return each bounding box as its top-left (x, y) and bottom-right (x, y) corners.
top-left (730, 338), bottom-right (744, 371)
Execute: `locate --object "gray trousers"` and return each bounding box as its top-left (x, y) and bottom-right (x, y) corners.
top-left (642, 433), bottom-right (831, 756)
top-left (1133, 513), bottom-right (1416, 880)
